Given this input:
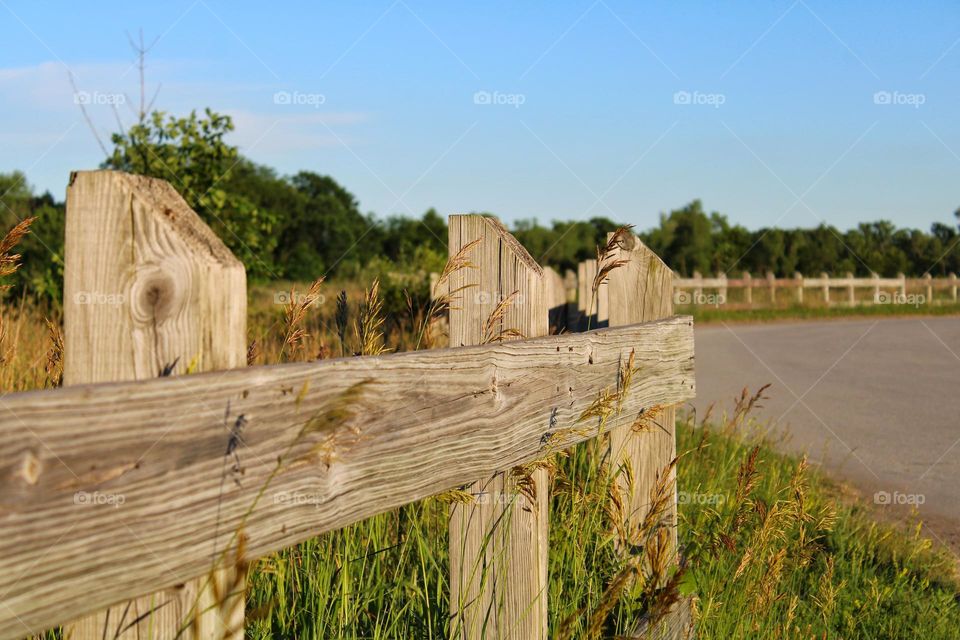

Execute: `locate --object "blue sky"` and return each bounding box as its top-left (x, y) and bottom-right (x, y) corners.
top-left (1, 0), bottom-right (958, 232)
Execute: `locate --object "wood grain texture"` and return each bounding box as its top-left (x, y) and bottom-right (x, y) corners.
top-left (605, 233), bottom-right (680, 554)
top-left (577, 259), bottom-right (608, 331)
top-left (544, 266), bottom-right (568, 334)
top-left (447, 214), bottom-right (549, 640)
top-left (0, 319), bottom-right (693, 639)
top-left (628, 595), bottom-right (696, 640)
top-left (62, 170), bottom-right (246, 639)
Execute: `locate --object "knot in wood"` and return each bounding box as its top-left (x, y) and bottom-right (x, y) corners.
top-left (129, 264), bottom-right (185, 323)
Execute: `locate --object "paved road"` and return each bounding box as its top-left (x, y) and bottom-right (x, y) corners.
top-left (692, 316), bottom-right (960, 547)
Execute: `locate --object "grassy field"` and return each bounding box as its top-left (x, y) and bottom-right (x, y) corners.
top-left (6, 283), bottom-right (957, 638)
top-left (238, 390), bottom-right (960, 638)
top-left (683, 301), bottom-right (960, 325)
top-left (2, 218), bottom-right (958, 637)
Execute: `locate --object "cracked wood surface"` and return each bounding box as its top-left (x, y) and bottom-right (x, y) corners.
top-left (0, 319), bottom-right (693, 639)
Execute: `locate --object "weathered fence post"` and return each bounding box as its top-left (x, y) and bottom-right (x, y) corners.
top-left (821, 272), bottom-right (830, 304)
top-left (63, 171), bottom-right (246, 639)
top-left (846, 272), bottom-right (856, 306)
top-left (872, 272), bottom-right (881, 303)
top-left (717, 271), bottom-right (727, 304)
top-left (447, 214), bottom-right (549, 639)
top-left (544, 266), bottom-right (568, 333)
top-left (564, 268), bottom-right (578, 326)
top-left (951, 273), bottom-right (958, 302)
top-left (606, 233), bottom-right (677, 543)
top-left (577, 259), bottom-right (607, 329)
top-left (692, 270), bottom-right (703, 303)
top-left (606, 233), bottom-right (691, 636)
top-left (924, 273), bottom-right (933, 303)
top-left (794, 271), bottom-right (804, 304)
top-left (743, 271), bottom-right (752, 305)
top-left (766, 270), bottom-right (776, 305)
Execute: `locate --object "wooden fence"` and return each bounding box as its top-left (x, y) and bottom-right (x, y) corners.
top-left (674, 270), bottom-right (959, 308)
top-left (0, 171), bottom-right (696, 640)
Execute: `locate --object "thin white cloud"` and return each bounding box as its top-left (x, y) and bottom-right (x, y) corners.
top-left (0, 60), bottom-right (372, 178)
top-left (226, 109), bottom-right (369, 153)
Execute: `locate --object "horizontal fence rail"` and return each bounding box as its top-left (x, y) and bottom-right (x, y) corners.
top-left (0, 320), bottom-right (694, 637)
top-left (0, 171), bottom-right (696, 640)
top-left (674, 270), bottom-right (958, 307)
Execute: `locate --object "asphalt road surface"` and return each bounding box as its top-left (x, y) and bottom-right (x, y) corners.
top-left (692, 316), bottom-right (960, 549)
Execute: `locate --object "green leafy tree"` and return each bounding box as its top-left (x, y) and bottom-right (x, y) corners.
top-left (104, 109), bottom-right (280, 279)
top-left (285, 171), bottom-right (373, 278)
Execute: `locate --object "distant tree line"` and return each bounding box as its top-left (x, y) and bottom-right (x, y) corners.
top-left (1, 109), bottom-right (957, 306)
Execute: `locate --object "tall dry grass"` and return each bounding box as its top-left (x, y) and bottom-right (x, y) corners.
top-left (3, 214), bottom-right (958, 639)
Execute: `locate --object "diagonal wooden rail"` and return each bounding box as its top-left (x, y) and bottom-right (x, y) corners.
top-left (0, 318), bottom-right (694, 638)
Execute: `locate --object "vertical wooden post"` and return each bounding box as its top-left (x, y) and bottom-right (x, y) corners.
top-left (577, 261), bottom-right (588, 330)
top-left (605, 232), bottom-right (692, 637)
top-left (597, 261), bottom-right (609, 327)
top-left (766, 270), bottom-right (776, 305)
top-left (692, 270), bottom-right (702, 303)
top-left (605, 232), bottom-right (678, 552)
top-left (448, 215), bottom-right (549, 640)
top-left (577, 259), bottom-right (606, 329)
top-left (924, 273), bottom-right (933, 304)
top-left (794, 271), bottom-right (804, 304)
top-left (743, 271), bottom-right (752, 305)
top-left (872, 272), bottom-right (881, 303)
top-left (821, 272), bottom-right (830, 304)
top-left (564, 268), bottom-right (578, 330)
top-left (63, 171), bottom-right (246, 639)
top-left (544, 266), bottom-right (568, 333)
top-left (898, 272), bottom-right (907, 301)
top-left (846, 272), bottom-right (856, 306)
top-left (950, 273), bottom-right (958, 302)
top-left (717, 271), bottom-right (727, 304)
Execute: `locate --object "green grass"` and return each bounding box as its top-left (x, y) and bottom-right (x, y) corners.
top-left (243, 401), bottom-right (960, 639)
top-left (684, 302), bottom-right (960, 325)
top-left (678, 409), bottom-right (960, 638)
